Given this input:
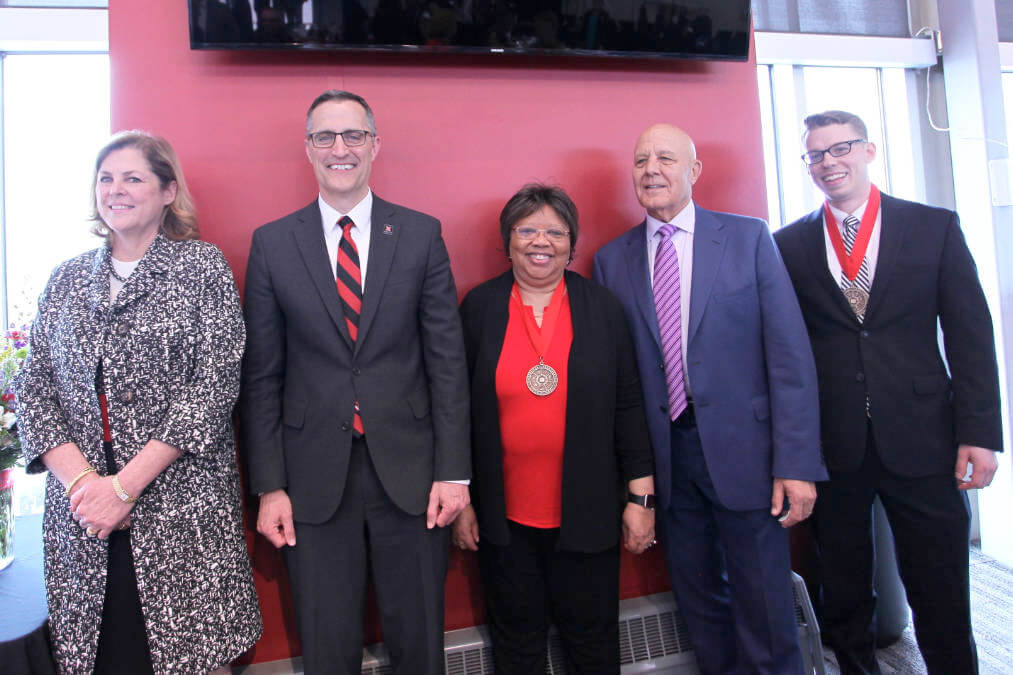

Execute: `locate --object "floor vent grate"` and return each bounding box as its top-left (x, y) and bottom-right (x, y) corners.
top-left (444, 642), bottom-right (493, 675)
top-left (260, 574), bottom-right (822, 675)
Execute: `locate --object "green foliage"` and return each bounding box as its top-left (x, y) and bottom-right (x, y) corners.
top-left (0, 486), bottom-right (12, 560)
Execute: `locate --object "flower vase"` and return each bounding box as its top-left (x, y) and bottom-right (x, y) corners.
top-left (0, 467), bottom-right (14, 571)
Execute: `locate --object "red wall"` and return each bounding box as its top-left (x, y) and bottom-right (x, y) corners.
top-left (109, 0), bottom-right (768, 664)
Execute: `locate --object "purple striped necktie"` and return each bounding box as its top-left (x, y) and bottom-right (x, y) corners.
top-left (654, 224), bottom-right (687, 421)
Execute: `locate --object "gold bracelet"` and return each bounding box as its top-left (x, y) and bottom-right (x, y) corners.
top-left (65, 466), bottom-right (97, 498)
top-left (111, 475), bottom-right (138, 504)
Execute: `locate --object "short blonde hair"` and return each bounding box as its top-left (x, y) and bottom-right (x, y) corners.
top-left (89, 130), bottom-right (199, 241)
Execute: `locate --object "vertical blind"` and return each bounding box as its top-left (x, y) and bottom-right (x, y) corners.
top-left (997, 0), bottom-right (1013, 42)
top-left (752, 0), bottom-right (911, 37)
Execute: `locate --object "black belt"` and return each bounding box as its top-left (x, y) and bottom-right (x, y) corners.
top-left (673, 400), bottom-right (696, 428)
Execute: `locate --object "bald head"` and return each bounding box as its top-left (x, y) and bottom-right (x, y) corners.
top-left (633, 124), bottom-right (702, 222)
top-left (637, 124), bottom-right (697, 160)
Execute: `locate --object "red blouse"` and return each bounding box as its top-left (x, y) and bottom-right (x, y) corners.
top-left (495, 279), bottom-right (573, 529)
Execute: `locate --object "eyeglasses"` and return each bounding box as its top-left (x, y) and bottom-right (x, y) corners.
top-left (513, 226), bottom-right (570, 242)
top-left (307, 130), bottom-right (373, 148)
top-left (801, 139), bottom-right (866, 165)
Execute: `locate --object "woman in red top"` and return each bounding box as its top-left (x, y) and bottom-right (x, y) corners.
top-left (453, 184), bottom-right (656, 674)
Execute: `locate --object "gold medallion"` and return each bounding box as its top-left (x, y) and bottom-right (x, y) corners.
top-left (526, 359), bottom-right (558, 396)
top-left (843, 286), bottom-right (869, 316)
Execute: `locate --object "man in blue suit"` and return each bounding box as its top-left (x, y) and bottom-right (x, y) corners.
top-left (593, 124), bottom-right (827, 674)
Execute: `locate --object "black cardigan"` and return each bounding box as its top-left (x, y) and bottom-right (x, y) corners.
top-left (459, 269), bottom-right (654, 553)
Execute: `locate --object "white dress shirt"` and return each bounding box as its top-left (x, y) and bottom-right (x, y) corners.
top-left (319, 190), bottom-right (374, 288)
top-left (645, 201), bottom-right (695, 387)
top-left (319, 190), bottom-right (469, 486)
top-left (822, 197), bottom-right (881, 287)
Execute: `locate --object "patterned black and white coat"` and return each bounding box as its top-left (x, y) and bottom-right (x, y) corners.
top-left (14, 234), bottom-right (262, 674)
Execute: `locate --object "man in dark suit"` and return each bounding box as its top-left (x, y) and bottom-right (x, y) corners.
top-left (774, 110), bottom-right (1002, 675)
top-left (240, 90), bottom-right (471, 675)
top-left (593, 123), bottom-right (827, 674)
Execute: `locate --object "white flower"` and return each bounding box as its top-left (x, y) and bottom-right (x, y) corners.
top-left (1, 412), bottom-right (15, 430)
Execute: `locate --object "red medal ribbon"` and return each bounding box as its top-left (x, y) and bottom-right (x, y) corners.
top-left (510, 279), bottom-right (567, 360)
top-left (0, 468), bottom-right (13, 491)
top-left (824, 184), bottom-right (880, 282)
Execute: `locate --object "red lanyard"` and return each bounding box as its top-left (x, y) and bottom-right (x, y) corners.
top-left (510, 279), bottom-right (566, 359)
top-left (824, 184), bottom-right (880, 282)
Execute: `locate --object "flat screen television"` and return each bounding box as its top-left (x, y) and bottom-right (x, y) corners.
top-left (189, 1), bottom-right (752, 61)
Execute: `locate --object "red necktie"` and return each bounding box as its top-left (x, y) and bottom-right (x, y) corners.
top-left (336, 216), bottom-right (364, 435)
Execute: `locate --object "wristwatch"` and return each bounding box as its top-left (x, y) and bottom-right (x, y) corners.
top-left (628, 492), bottom-right (656, 510)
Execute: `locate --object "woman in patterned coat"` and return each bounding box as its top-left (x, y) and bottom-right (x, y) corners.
top-left (14, 131), bottom-right (262, 674)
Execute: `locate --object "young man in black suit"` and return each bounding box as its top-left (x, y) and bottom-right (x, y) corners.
top-left (774, 110), bottom-right (1003, 674)
top-left (240, 90), bottom-right (471, 675)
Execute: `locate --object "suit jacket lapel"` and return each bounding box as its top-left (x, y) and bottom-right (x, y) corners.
top-left (355, 195), bottom-right (399, 351)
top-left (623, 222), bottom-right (663, 354)
top-left (687, 207), bottom-right (727, 347)
top-left (800, 208), bottom-right (859, 325)
top-left (290, 201), bottom-right (354, 348)
top-left (864, 193), bottom-right (906, 323)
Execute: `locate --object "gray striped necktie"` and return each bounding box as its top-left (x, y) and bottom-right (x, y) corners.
top-left (841, 214), bottom-right (871, 321)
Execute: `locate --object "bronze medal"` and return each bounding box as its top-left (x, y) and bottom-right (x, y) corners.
top-left (511, 282), bottom-right (567, 398)
top-left (526, 358), bottom-right (558, 396)
top-left (843, 286), bottom-right (869, 316)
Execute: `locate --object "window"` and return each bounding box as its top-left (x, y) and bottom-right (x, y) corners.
top-left (3, 54), bottom-right (111, 325)
top-left (756, 63), bottom-right (919, 228)
top-left (1002, 73), bottom-right (1013, 141)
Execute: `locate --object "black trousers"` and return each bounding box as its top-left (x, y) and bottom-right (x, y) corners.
top-left (478, 520), bottom-right (621, 675)
top-left (814, 425), bottom-right (976, 675)
top-left (93, 530), bottom-right (155, 674)
top-left (283, 437), bottom-right (450, 675)
top-left (94, 438), bottom-right (154, 675)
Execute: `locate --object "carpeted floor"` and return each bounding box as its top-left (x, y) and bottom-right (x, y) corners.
top-left (823, 547), bottom-right (1013, 674)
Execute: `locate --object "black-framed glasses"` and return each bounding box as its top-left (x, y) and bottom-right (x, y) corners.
top-left (513, 226), bottom-right (570, 242)
top-left (307, 130), bottom-right (373, 148)
top-left (801, 139), bottom-right (867, 165)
